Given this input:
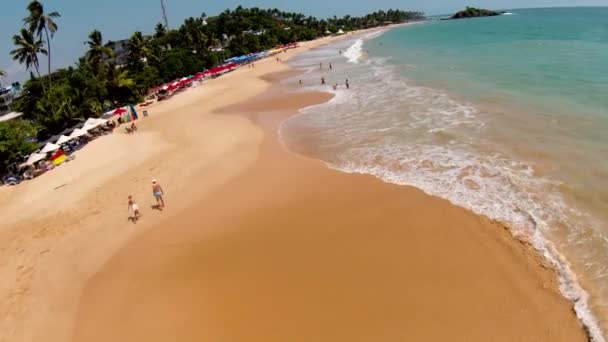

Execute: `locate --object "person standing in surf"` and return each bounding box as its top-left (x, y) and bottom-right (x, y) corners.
top-left (345, 79), bottom-right (350, 89)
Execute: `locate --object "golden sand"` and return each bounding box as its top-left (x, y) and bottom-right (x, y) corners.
top-left (0, 34), bottom-right (587, 341)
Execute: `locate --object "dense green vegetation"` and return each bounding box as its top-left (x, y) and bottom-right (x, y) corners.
top-left (449, 7), bottom-right (501, 19)
top-left (1, 1), bottom-right (424, 174)
top-left (0, 120), bottom-right (39, 173)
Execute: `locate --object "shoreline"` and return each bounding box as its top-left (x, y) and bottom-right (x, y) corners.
top-left (284, 27), bottom-right (607, 340)
top-left (73, 41), bottom-right (587, 340)
top-left (0, 27), bottom-right (593, 341)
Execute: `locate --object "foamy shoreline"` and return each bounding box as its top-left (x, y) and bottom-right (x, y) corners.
top-left (282, 26), bottom-right (604, 340)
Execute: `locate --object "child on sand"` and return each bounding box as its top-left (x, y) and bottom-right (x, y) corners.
top-left (128, 195), bottom-right (141, 221)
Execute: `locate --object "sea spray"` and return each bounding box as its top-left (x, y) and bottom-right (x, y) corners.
top-left (343, 39), bottom-right (363, 63)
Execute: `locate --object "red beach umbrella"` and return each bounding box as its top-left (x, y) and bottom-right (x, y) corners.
top-left (113, 107), bottom-right (127, 115)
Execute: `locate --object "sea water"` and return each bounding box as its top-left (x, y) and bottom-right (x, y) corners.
top-left (281, 7), bottom-right (608, 341)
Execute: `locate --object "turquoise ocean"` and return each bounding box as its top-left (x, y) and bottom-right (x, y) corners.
top-left (281, 7), bottom-right (608, 340)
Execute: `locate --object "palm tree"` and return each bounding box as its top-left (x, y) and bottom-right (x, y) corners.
top-left (85, 30), bottom-right (114, 75)
top-left (154, 23), bottom-right (166, 39)
top-left (105, 65), bottom-right (135, 105)
top-left (127, 31), bottom-right (150, 66)
top-left (10, 28), bottom-right (47, 78)
top-left (23, 1), bottom-right (60, 78)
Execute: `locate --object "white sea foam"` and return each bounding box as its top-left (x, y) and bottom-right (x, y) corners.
top-left (284, 35), bottom-right (607, 341)
top-left (343, 39), bottom-right (364, 64)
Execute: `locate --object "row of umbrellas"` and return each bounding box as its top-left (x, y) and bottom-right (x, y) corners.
top-left (226, 52), bottom-right (268, 63)
top-left (22, 118), bottom-right (109, 168)
top-left (160, 63), bottom-right (240, 92)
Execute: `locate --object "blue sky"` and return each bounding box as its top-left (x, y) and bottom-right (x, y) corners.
top-left (1, 0), bottom-right (607, 84)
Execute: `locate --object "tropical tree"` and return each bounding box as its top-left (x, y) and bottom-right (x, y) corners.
top-left (0, 119), bottom-right (39, 174)
top-left (105, 65), bottom-right (136, 105)
top-left (10, 28), bottom-right (47, 78)
top-left (127, 31), bottom-right (150, 69)
top-left (23, 0), bottom-right (60, 80)
top-left (85, 30), bottom-right (113, 75)
top-left (154, 23), bottom-right (166, 39)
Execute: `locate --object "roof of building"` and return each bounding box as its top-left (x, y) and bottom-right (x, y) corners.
top-left (0, 112), bottom-right (23, 122)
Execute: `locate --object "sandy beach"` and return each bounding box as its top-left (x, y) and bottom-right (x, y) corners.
top-left (0, 32), bottom-right (588, 341)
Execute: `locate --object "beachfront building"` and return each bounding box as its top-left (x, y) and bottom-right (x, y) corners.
top-left (103, 36), bottom-right (151, 66)
top-left (0, 111), bottom-right (23, 123)
top-left (0, 85), bottom-right (19, 115)
top-left (103, 39), bottom-right (130, 66)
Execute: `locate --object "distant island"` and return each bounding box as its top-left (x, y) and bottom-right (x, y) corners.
top-left (444, 7), bottom-right (504, 20)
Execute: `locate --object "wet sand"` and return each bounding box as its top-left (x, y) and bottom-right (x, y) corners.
top-left (72, 69), bottom-right (587, 340)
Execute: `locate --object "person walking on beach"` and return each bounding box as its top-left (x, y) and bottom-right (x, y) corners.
top-left (128, 195), bottom-right (141, 222)
top-left (152, 179), bottom-right (165, 209)
top-left (329, 62), bottom-right (333, 70)
top-left (299, 79), bottom-right (303, 85)
top-left (321, 77), bottom-right (326, 85)
top-left (345, 78), bottom-right (350, 89)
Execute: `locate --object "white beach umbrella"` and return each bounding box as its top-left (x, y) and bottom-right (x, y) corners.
top-left (95, 118), bottom-right (108, 125)
top-left (40, 142), bottom-right (60, 153)
top-left (83, 117), bottom-right (100, 127)
top-left (56, 135), bottom-right (73, 145)
top-left (69, 128), bottom-right (89, 138)
top-left (20, 153), bottom-right (46, 168)
top-left (82, 123), bottom-right (98, 131)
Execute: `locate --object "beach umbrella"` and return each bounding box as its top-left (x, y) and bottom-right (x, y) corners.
top-left (95, 118), bottom-right (108, 126)
top-left (83, 117), bottom-right (103, 128)
top-left (113, 107), bottom-right (127, 115)
top-left (20, 153), bottom-right (46, 168)
top-left (56, 135), bottom-right (73, 145)
top-left (69, 128), bottom-right (88, 138)
top-left (82, 123), bottom-right (98, 131)
top-left (83, 118), bottom-right (96, 126)
top-left (40, 142), bottom-right (60, 153)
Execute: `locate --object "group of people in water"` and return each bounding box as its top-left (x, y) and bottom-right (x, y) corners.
top-left (299, 58), bottom-right (350, 91)
top-left (320, 77), bottom-right (349, 90)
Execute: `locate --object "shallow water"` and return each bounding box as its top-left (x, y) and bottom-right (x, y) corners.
top-left (281, 8), bottom-right (608, 341)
